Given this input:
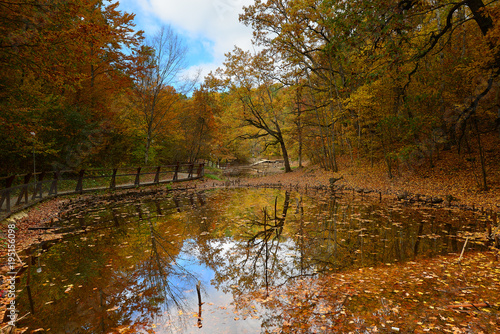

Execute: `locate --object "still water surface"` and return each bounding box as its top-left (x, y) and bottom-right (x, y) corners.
top-left (18, 188), bottom-right (485, 333)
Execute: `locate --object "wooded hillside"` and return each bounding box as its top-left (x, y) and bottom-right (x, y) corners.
top-left (208, 0), bottom-right (500, 191)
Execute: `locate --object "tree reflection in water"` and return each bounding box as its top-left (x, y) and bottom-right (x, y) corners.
top-left (17, 195), bottom-right (209, 333)
top-left (242, 191), bottom-right (290, 297)
top-left (141, 217), bottom-right (199, 329)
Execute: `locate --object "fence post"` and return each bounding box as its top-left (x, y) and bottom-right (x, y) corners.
top-left (5, 176), bottom-right (15, 188)
top-left (0, 189), bottom-right (8, 213)
top-left (16, 173), bottom-right (32, 206)
top-left (188, 164), bottom-right (194, 179)
top-left (154, 166), bottom-right (161, 184)
top-left (134, 167), bottom-right (141, 187)
top-left (32, 171), bottom-right (45, 200)
top-left (75, 170), bottom-right (85, 194)
top-left (173, 162), bottom-right (179, 181)
top-left (110, 168), bottom-right (117, 190)
top-left (49, 171), bottom-right (59, 196)
top-left (196, 163), bottom-right (204, 178)
top-left (0, 175), bottom-right (15, 212)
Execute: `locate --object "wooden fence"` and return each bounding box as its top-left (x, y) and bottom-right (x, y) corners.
top-left (0, 162), bottom-right (204, 218)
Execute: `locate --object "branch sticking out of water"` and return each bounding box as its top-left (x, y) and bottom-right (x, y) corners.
top-left (197, 280), bottom-right (203, 328)
top-left (458, 237), bottom-right (469, 262)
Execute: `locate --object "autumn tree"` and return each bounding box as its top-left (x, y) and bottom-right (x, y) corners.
top-left (239, 0), bottom-right (499, 185)
top-left (206, 91), bottom-right (256, 165)
top-left (208, 48), bottom-right (293, 172)
top-left (131, 26), bottom-right (196, 165)
top-left (0, 0), bottom-right (144, 173)
top-left (182, 88), bottom-right (219, 163)
top-left (241, 0), bottom-right (363, 172)
top-left (337, 0), bottom-right (500, 185)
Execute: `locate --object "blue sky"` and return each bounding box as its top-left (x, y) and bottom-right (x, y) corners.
top-left (117, 0), bottom-right (255, 82)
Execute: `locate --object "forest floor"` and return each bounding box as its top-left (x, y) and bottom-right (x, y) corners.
top-left (1, 151), bottom-right (500, 332)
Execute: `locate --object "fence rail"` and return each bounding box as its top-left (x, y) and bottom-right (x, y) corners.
top-left (0, 162), bottom-right (204, 218)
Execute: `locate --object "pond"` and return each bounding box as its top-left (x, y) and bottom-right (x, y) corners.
top-left (17, 187), bottom-right (487, 333)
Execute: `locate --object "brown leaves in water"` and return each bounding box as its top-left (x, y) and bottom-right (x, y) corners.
top-left (1, 198), bottom-right (67, 257)
top-left (241, 251), bottom-right (500, 333)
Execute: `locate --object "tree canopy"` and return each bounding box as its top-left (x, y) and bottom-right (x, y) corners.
top-left (1, 0), bottom-right (499, 190)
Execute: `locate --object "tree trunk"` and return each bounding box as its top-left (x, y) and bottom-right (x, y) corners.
top-left (296, 84), bottom-right (303, 168)
top-left (466, 0), bottom-right (493, 36)
top-left (331, 123), bottom-right (338, 172)
top-left (144, 132), bottom-right (151, 165)
top-left (280, 140), bottom-right (292, 173)
top-left (357, 118), bottom-right (362, 161)
top-left (298, 129), bottom-right (303, 168)
top-left (370, 135), bottom-right (374, 168)
top-left (473, 117), bottom-right (488, 190)
top-left (192, 120), bottom-right (206, 163)
top-left (346, 136), bottom-right (353, 165)
top-left (385, 155), bottom-right (393, 179)
top-left (497, 107), bottom-right (500, 139)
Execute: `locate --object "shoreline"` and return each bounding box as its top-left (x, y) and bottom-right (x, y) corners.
top-left (2, 161), bottom-right (499, 258)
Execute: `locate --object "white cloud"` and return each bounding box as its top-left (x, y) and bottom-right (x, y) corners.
top-left (119, 0), bottom-right (256, 83)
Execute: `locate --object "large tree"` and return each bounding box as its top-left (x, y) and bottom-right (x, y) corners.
top-left (208, 48), bottom-right (293, 172)
top-left (131, 26), bottom-right (195, 165)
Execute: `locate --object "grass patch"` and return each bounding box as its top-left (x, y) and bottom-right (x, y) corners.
top-left (203, 165), bottom-right (224, 181)
top-left (280, 166), bottom-right (299, 171)
top-left (204, 173), bottom-right (223, 181)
